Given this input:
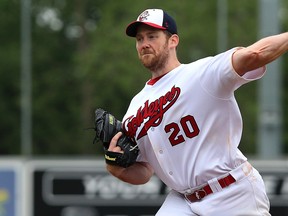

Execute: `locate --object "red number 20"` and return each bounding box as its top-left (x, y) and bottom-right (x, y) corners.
top-left (164, 115), bottom-right (200, 146)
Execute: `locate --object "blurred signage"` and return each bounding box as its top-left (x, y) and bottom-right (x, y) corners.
top-left (0, 170), bottom-right (15, 216)
top-left (260, 169), bottom-right (288, 215)
top-left (41, 168), bottom-right (166, 206)
top-left (0, 162), bottom-right (22, 216)
top-left (32, 161), bottom-right (165, 216)
top-left (30, 160), bottom-right (288, 216)
top-left (262, 171), bottom-right (288, 205)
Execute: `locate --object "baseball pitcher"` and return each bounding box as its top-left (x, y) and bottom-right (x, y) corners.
top-left (94, 8), bottom-right (288, 215)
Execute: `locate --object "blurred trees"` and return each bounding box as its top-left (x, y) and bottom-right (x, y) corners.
top-left (0, 0), bottom-right (287, 156)
top-left (0, 0), bottom-right (21, 154)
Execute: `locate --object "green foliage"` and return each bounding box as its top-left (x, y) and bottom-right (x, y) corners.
top-left (0, 0), bottom-right (21, 154)
top-left (0, 0), bottom-right (287, 156)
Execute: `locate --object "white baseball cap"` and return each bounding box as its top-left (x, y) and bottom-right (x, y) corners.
top-left (126, 9), bottom-right (178, 37)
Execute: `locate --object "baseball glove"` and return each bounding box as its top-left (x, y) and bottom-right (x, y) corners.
top-left (94, 108), bottom-right (139, 168)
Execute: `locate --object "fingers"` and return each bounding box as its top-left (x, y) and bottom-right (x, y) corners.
top-left (108, 132), bottom-right (123, 153)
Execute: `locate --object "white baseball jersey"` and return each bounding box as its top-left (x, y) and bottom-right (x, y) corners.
top-left (122, 48), bottom-right (265, 192)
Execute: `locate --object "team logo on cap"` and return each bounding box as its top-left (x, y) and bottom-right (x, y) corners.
top-left (164, 21), bottom-right (169, 28)
top-left (138, 10), bottom-right (149, 21)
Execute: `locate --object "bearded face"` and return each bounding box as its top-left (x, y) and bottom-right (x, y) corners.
top-left (135, 26), bottom-right (172, 73)
top-left (138, 39), bottom-right (170, 72)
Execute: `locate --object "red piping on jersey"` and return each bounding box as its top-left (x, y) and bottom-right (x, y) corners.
top-left (147, 73), bottom-right (168, 85)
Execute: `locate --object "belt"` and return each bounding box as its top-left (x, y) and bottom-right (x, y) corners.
top-left (184, 174), bottom-right (236, 202)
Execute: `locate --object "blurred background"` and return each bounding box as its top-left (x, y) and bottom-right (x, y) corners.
top-left (0, 0), bottom-right (288, 215)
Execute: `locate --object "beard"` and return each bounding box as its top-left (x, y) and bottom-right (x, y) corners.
top-left (139, 43), bottom-right (169, 72)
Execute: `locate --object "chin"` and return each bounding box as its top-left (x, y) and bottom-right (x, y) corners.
top-left (141, 58), bottom-right (152, 66)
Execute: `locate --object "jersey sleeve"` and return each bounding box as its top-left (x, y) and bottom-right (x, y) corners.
top-left (199, 48), bottom-right (266, 99)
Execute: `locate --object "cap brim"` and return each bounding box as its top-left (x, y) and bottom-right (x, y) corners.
top-left (126, 21), bottom-right (166, 37)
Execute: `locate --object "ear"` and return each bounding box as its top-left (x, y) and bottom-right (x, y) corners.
top-left (169, 34), bottom-right (179, 48)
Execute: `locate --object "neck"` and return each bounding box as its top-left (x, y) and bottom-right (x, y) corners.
top-left (150, 60), bottom-right (181, 79)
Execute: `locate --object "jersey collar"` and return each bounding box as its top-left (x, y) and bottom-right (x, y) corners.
top-left (147, 73), bottom-right (168, 85)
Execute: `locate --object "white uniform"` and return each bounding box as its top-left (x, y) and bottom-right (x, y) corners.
top-left (122, 48), bottom-right (271, 215)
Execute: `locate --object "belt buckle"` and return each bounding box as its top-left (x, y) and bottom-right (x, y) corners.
top-left (194, 188), bottom-right (207, 200)
top-left (184, 188), bottom-right (207, 202)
